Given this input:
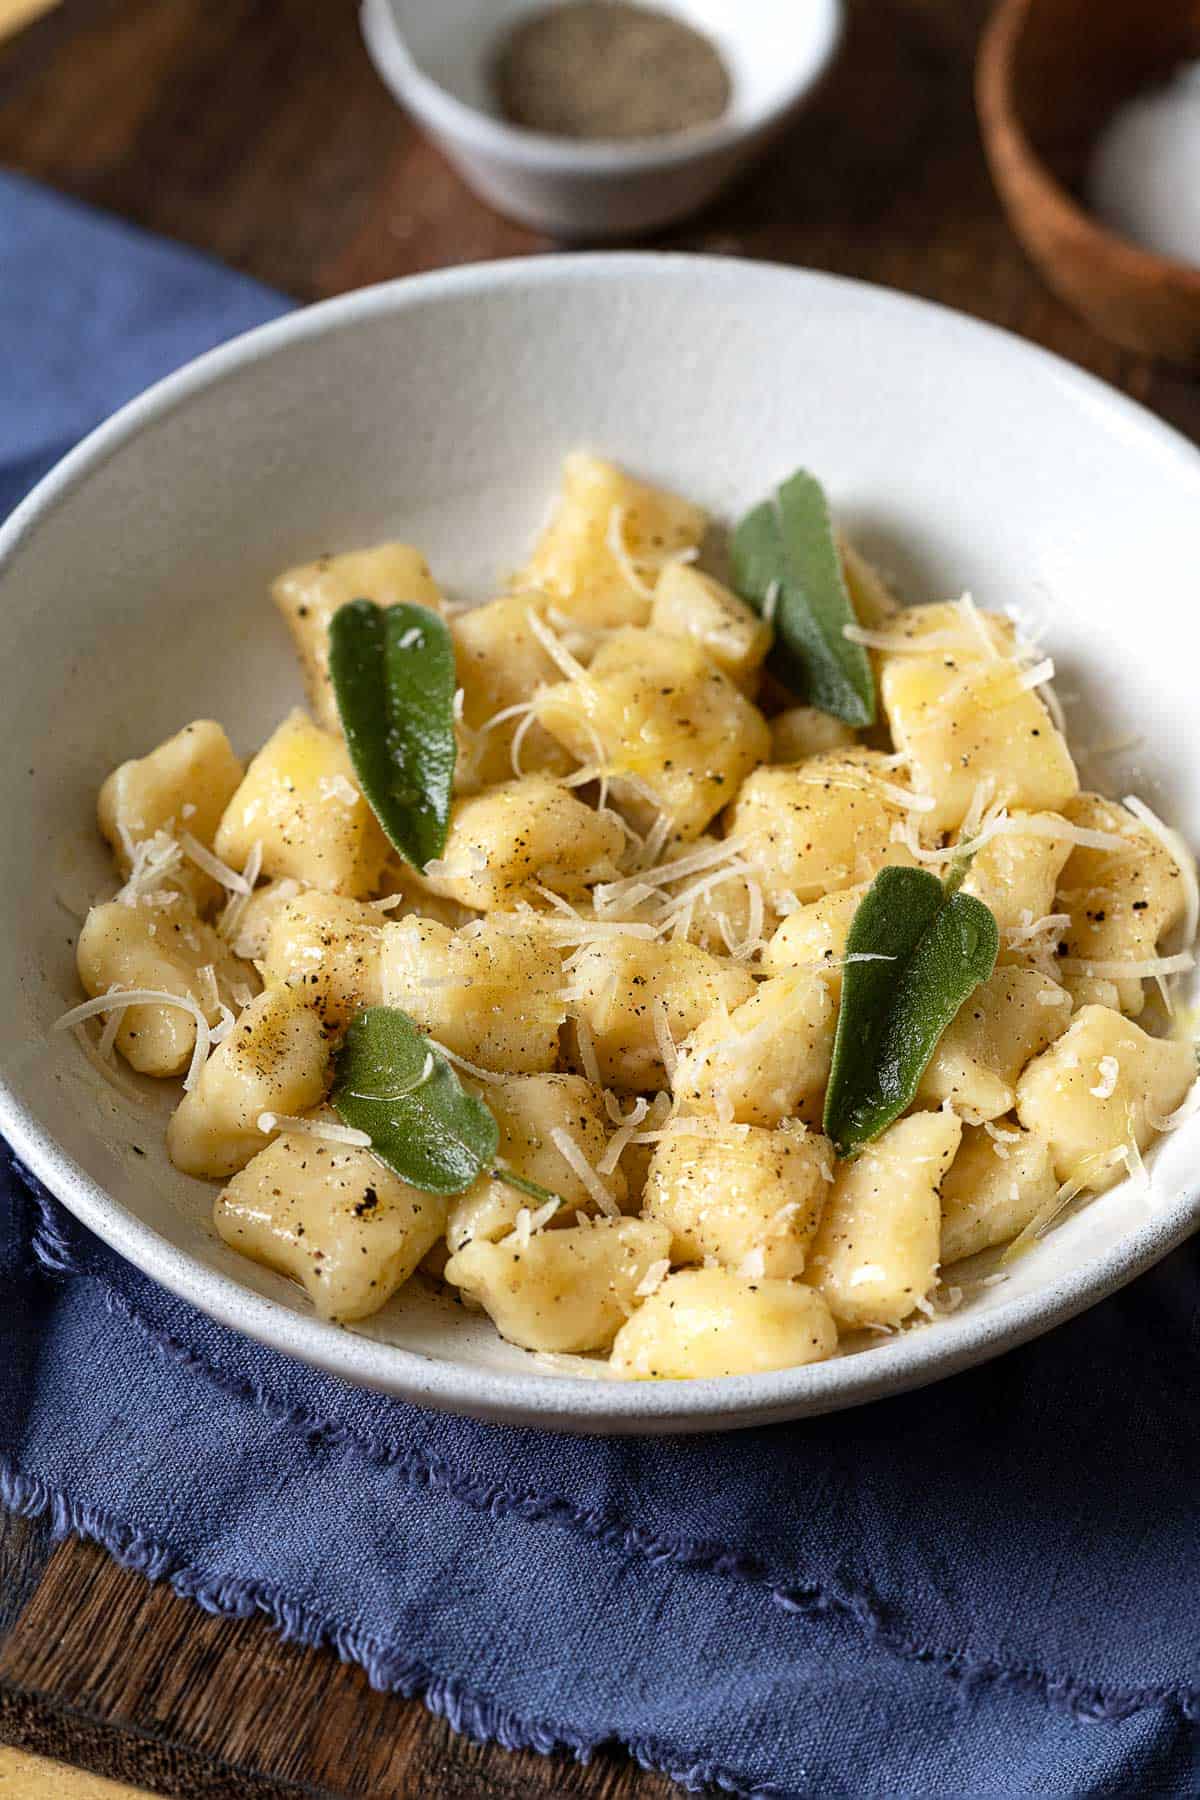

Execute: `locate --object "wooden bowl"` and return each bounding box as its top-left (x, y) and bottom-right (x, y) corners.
top-left (977, 0), bottom-right (1200, 365)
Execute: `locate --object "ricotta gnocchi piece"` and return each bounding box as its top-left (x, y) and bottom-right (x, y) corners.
top-left (62, 454), bottom-right (1198, 1379)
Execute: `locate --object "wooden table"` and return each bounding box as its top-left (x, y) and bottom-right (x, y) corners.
top-left (1, 2), bottom-right (1197, 1795)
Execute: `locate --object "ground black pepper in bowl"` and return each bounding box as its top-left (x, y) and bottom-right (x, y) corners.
top-left (493, 1), bottom-right (732, 142)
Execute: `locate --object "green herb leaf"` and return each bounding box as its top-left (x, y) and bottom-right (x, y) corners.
top-left (731, 469), bottom-right (875, 726)
top-left (823, 867), bottom-right (999, 1154)
top-left (332, 1008), bottom-right (496, 1195)
top-left (329, 599), bottom-right (457, 871)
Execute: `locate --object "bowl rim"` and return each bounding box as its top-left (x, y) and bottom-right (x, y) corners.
top-left (976, 0), bottom-right (1200, 295)
top-left (359, 0), bottom-right (844, 174)
top-left (4, 250), bottom-right (1200, 1433)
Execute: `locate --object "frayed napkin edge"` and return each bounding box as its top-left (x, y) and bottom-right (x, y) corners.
top-left (0, 1453), bottom-right (783, 1798)
top-left (10, 1163), bottom-right (1200, 1737)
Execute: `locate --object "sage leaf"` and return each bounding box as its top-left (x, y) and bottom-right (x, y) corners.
top-left (332, 1008), bottom-right (496, 1195)
top-left (731, 469), bottom-right (875, 726)
top-left (823, 867), bottom-right (999, 1155)
top-left (332, 1007), bottom-right (565, 1208)
top-left (329, 599), bottom-right (457, 872)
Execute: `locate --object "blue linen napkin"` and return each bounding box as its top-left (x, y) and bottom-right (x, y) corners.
top-left (2, 170), bottom-right (1199, 1799)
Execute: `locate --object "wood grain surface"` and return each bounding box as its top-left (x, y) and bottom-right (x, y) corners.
top-left (1, 1), bottom-right (1198, 1795)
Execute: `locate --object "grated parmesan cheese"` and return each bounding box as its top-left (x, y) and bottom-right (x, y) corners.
top-left (210, 1003), bottom-right (237, 1046)
top-left (1005, 911), bottom-right (1071, 951)
top-left (597, 837), bottom-right (747, 909)
top-left (1005, 1146), bottom-right (1128, 1258)
top-left (256, 1112), bottom-right (372, 1147)
top-left (425, 1037), bottom-right (504, 1084)
top-left (650, 998), bottom-right (678, 1079)
top-left (575, 1016), bottom-right (602, 1087)
top-left (605, 504), bottom-right (698, 600)
top-left (528, 1195), bottom-right (562, 1233)
top-left (634, 1256), bottom-right (671, 1298)
top-left (1089, 1056), bottom-right (1120, 1100)
top-left (319, 774), bottom-right (361, 807)
top-left (55, 987), bottom-right (212, 1090)
top-left (637, 811), bottom-right (673, 872)
top-left (597, 1095), bottom-right (649, 1175)
top-left (891, 809), bottom-right (1128, 870)
top-left (1014, 656), bottom-right (1056, 693)
top-left (548, 1125), bottom-right (621, 1216)
top-left (509, 706), bottom-right (537, 777)
top-left (957, 592), bottom-right (1000, 661)
top-left (476, 698), bottom-right (537, 738)
top-left (178, 831), bottom-right (251, 896)
top-left (96, 992), bottom-right (126, 1060)
top-left (1058, 952), bottom-right (1195, 981)
top-left (1040, 678), bottom-right (1069, 736)
top-left (525, 606), bottom-right (592, 684)
top-left (115, 830), bottom-right (184, 907)
top-left (196, 963), bottom-right (219, 1015)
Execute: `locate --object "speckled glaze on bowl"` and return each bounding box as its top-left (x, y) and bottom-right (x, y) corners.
top-left (2, 255), bottom-right (1198, 1433)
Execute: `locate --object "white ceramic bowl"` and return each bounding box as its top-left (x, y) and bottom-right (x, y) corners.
top-left (3, 255), bottom-right (1199, 1435)
top-left (360, 0), bottom-right (843, 237)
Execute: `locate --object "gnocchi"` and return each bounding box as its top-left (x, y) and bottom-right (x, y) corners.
top-left (727, 751), bottom-right (921, 911)
top-left (77, 894), bottom-right (253, 1077)
top-left (64, 456), bottom-right (1197, 1383)
top-left (214, 708), bottom-right (390, 896)
top-left (806, 1109), bottom-right (962, 1328)
top-left (167, 985), bottom-right (330, 1178)
top-left (216, 1124), bottom-right (447, 1321)
top-left (273, 543), bottom-right (443, 731)
top-left (610, 1269), bottom-right (838, 1379)
top-left (535, 626), bottom-right (770, 843)
top-left (517, 451), bottom-right (705, 629)
top-left (446, 1073), bottom-right (628, 1252)
top-left (420, 776), bottom-right (624, 911)
top-left (98, 719), bottom-right (243, 913)
top-left (1015, 1006), bottom-right (1194, 1191)
top-left (642, 1121), bottom-right (831, 1278)
top-left (444, 1218), bottom-right (670, 1353)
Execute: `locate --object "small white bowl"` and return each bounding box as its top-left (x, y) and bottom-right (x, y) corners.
top-left (3, 255), bottom-right (1200, 1434)
top-left (360, 0), bottom-right (843, 238)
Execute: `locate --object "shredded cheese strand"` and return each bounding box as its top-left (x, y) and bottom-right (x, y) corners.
top-left (958, 592), bottom-right (1000, 660)
top-left (597, 1095), bottom-right (649, 1175)
top-left (178, 831), bottom-right (250, 895)
top-left (256, 1112), bottom-right (372, 1146)
top-left (597, 837), bottom-right (746, 906)
top-left (549, 1126), bottom-right (621, 1217)
top-left (651, 998), bottom-right (678, 1078)
top-left (56, 987), bottom-right (212, 1090)
top-left (1014, 656), bottom-right (1055, 692)
top-left (525, 606), bottom-right (592, 684)
top-left (425, 1037), bottom-right (505, 1084)
top-left (575, 1016), bottom-right (602, 1086)
top-left (1057, 952), bottom-right (1195, 980)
